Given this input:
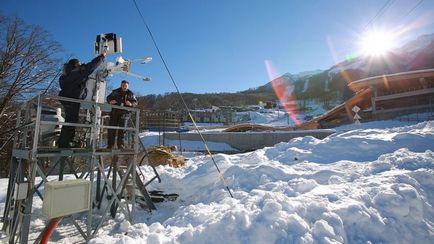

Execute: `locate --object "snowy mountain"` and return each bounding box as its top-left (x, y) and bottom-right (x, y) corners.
top-left (252, 32), bottom-right (434, 113)
top-left (253, 69), bottom-right (323, 92)
top-left (283, 69), bottom-right (325, 81)
top-left (396, 33), bottom-right (434, 59)
top-left (328, 32), bottom-right (434, 76)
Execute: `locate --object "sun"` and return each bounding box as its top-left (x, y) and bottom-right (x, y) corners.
top-left (359, 30), bottom-right (395, 56)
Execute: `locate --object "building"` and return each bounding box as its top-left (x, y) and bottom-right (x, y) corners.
top-left (180, 107), bottom-right (235, 125)
top-left (142, 110), bottom-right (181, 131)
top-left (302, 69), bottom-right (434, 128)
top-left (349, 68), bottom-right (434, 121)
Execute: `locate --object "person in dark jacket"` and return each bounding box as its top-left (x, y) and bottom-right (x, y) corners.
top-left (58, 51), bottom-right (106, 148)
top-left (106, 80), bottom-right (137, 149)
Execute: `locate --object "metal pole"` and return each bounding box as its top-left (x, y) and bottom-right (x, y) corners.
top-left (110, 158), bottom-right (118, 218)
top-left (59, 157), bottom-right (65, 181)
top-left (20, 94), bottom-right (43, 243)
top-left (132, 108), bottom-right (140, 220)
top-left (2, 108), bottom-right (22, 231)
top-left (86, 72), bottom-right (104, 241)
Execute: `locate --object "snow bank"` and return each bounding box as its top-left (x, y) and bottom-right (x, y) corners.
top-left (87, 121), bottom-right (434, 243)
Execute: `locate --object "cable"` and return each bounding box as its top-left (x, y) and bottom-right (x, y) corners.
top-left (364, 0), bottom-right (395, 30)
top-left (43, 55), bottom-right (73, 94)
top-left (42, 68), bottom-right (62, 94)
top-left (131, 0), bottom-right (234, 198)
top-left (403, 0), bottom-right (424, 19)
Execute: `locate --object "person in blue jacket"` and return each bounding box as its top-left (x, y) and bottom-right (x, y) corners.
top-left (57, 50), bottom-right (106, 148)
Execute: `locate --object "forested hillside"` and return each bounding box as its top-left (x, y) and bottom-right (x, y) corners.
top-left (137, 92), bottom-right (277, 111)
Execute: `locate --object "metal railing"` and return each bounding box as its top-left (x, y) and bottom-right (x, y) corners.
top-left (1, 94), bottom-right (158, 243)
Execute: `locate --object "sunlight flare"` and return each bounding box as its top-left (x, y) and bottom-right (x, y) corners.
top-left (359, 30), bottom-right (396, 56)
top-left (265, 60), bottom-right (302, 126)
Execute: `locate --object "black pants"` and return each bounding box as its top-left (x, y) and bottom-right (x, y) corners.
top-left (58, 101), bottom-right (80, 148)
top-left (107, 109), bottom-right (127, 148)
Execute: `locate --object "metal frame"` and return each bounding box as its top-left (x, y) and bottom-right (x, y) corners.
top-left (1, 94), bottom-right (159, 243)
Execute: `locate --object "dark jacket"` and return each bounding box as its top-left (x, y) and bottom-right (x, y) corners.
top-left (59, 55), bottom-right (105, 99)
top-left (106, 88), bottom-right (137, 108)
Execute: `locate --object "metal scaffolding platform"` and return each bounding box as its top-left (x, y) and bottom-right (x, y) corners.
top-left (1, 94), bottom-right (160, 243)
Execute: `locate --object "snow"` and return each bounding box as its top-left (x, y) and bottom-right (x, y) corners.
top-left (396, 33), bottom-right (434, 57)
top-left (1, 119), bottom-right (433, 243)
top-left (302, 78), bottom-right (310, 93)
top-left (328, 57), bottom-right (368, 75)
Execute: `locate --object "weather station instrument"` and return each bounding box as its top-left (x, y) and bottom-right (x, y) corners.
top-left (1, 32), bottom-right (160, 244)
top-left (83, 33), bottom-right (152, 104)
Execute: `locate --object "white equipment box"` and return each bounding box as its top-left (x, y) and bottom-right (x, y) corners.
top-left (82, 76), bottom-right (106, 103)
top-left (42, 179), bottom-right (91, 218)
top-left (14, 182), bottom-right (28, 200)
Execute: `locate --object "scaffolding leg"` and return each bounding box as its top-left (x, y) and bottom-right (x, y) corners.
top-left (110, 158), bottom-right (118, 218)
top-left (96, 164), bottom-right (113, 209)
top-left (96, 168), bottom-right (101, 207)
top-left (7, 159), bottom-right (25, 243)
top-left (59, 156), bottom-right (68, 181)
top-left (2, 157), bottom-right (18, 231)
top-left (20, 160), bottom-right (37, 244)
top-left (116, 166), bottom-right (156, 211)
top-left (134, 171), bottom-right (156, 210)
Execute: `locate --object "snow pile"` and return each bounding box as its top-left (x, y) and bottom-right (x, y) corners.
top-left (87, 120), bottom-right (434, 243)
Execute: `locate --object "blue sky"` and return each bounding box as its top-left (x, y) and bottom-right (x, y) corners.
top-left (2, 0), bottom-right (434, 95)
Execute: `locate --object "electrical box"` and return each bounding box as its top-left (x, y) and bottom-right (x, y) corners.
top-left (42, 179), bottom-right (91, 218)
top-left (14, 182), bottom-right (28, 200)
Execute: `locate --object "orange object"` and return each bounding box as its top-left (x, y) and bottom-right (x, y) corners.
top-left (41, 217), bottom-right (63, 244)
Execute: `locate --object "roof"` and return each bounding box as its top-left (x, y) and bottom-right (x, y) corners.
top-left (348, 69), bottom-right (434, 91)
top-left (301, 87), bottom-right (372, 127)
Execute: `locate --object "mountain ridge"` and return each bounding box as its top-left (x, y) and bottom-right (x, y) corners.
top-left (138, 33), bottom-right (434, 112)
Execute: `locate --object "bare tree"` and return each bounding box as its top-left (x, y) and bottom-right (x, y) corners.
top-left (0, 15), bottom-right (62, 117)
top-left (0, 15), bottom-right (63, 176)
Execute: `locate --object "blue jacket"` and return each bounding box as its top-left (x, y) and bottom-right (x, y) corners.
top-left (59, 55), bottom-right (105, 99)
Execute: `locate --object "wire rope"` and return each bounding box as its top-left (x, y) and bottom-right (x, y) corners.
top-left (364, 0), bottom-right (396, 30)
top-left (403, 0), bottom-right (424, 20)
top-left (131, 0), bottom-right (234, 198)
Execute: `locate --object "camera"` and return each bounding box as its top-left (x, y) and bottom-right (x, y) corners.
top-left (94, 33), bottom-right (122, 56)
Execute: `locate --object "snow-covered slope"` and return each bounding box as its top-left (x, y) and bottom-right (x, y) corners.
top-left (255, 69), bottom-right (323, 91)
top-left (92, 120), bottom-right (434, 243)
top-left (396, 33), bottom-right (434, 58)
top-left (1, 120), bottom-right (433, 243)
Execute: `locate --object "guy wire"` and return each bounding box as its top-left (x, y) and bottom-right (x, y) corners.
top-left (132, 0), bottom-right (234, 198)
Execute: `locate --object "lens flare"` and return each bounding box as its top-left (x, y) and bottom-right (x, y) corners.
top-left (265, 60), bottom-right (302, 126)
top-left (345, 54), bottom-right (355, 63)
top-left (359, 30), bottom-right (395, 56)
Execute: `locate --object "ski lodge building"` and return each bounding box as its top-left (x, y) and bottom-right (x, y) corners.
top-left (302, 69), bottom-right (434, 128)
